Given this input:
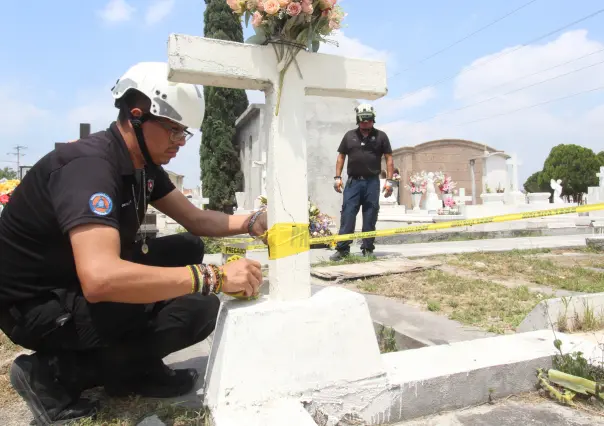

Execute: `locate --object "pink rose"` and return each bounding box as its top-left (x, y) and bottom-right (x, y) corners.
top-left (318, 0), bottom-right (335, 10)
top-left (301, 0), bottom-right (313, 13)
top-left (226, 0), bottom-right (242, 13)
top-left (263, 0), bottom-right (280, 15)
top-left (252, 11), bottom-right (264, 27)
top-left (278, 0), bottom-right (290, 7)
top-left (286, 2), bottom-right (301, 16)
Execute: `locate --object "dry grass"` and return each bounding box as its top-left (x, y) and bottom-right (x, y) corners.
top-left (73, 394), bottom-right (210, 426)
top-left (357, 269), bottom-right (543, 334)
top-left (0, 331), bottom-right (23, 407)
top-left (446, 250), bottom-right (604, 293)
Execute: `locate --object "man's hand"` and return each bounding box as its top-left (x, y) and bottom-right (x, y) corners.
top-left (249, 210), bottom-right (268, 243)
top-left (221, 258), bottom-right (263, 297)
top-left (383, 180), bottom-right (394, 198)
top-left (334, 177), bottom-right (343, 193)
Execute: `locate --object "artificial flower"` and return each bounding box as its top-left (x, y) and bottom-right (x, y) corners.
top-left (263, 0), bottom-right (280, 15)
top-left (286, 1), bottom-right (301, 16)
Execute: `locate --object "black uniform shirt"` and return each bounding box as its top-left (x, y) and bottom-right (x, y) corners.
top-left (0, 122), bottom-right (175, 304)
top-left (337, 128), bottom-right (393, 177)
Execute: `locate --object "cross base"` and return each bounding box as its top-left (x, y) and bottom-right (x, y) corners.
top-left (202, 287), bottom-right (388, 424)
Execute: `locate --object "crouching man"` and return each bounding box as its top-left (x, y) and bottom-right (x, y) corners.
top-left (0, 62), bottom-right (267, 425)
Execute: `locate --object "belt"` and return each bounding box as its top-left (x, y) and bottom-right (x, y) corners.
top-left (349, 176), bottom-right (377, 180)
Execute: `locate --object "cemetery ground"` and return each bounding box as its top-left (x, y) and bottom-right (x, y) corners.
top-left (1, 242), bottom-right (604, 424)
top-left (347, 247), bottom-right (604, 335)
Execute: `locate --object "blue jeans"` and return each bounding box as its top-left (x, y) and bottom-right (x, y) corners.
top-left (335, 176), bottom-right (380, 253)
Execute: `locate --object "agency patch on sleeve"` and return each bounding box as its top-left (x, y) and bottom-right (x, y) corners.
top-left (89, 192), bottom-right (113, 216)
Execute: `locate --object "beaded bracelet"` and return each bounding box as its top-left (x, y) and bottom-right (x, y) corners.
top-left (186, 265), bottom-right (201, 294)
top-left (247, 209), bottom-right (264, 237)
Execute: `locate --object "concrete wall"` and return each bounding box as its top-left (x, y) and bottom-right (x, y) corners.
top-left (236, 105), bottom-right (266, 210)
top-left (235, 97), bottom-right (359, 222)
top-left (385, 140), bottom-right (500, 209)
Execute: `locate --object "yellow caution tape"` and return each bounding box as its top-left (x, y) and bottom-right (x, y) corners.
top-left (267, 222), bottom-right (310, 260)
top-left (222, 246), bottom-right (247, 256)
top-left (311, 202), bottom-right (604, 244)
top-left (219, 203), bottom-right (604, 258)
top-left (222, 255), bottom-right (261, 301)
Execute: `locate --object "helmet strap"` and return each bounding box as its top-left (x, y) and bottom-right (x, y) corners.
top-left (128, 112), bottom-right (158, 168)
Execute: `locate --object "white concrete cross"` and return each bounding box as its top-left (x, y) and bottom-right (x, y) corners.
top-left (597, 166), bottom-right (604, 188)
top-left (167, 34), bottom-right (387, 301)
top-left (252, 151), bottom-right (267, 198)
top-left (453, 188), bottom-right (473, 205)
top-left (506, 152), bottom-right (522, 192)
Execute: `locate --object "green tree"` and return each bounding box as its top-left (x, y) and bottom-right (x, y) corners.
top-left (201, 0), bottom-right (249, 213)
top-left (538, 144), bottom-right (600, 200)
top-left (0, 167), bottom-right (18, 180)
top-left (523, 171), bottom-right (549, 193)
top-left (597, 150), bottom-right (604, 166)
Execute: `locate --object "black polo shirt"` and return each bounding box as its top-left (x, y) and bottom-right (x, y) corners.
top-left (0, 122), bottom-right (175, 304)
top-left (337, 128), bottom-right (393, 177)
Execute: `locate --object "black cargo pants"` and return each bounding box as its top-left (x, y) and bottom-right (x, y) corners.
top-left (0, 233), bottom-right (220, 388)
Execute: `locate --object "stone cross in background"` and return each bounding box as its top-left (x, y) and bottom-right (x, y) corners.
top-left (55, 123), bottom-right (91, 149)
top-left (167, 34), bottom-right (387, 301)
top-left (506, 152), bottom-right (522, 192)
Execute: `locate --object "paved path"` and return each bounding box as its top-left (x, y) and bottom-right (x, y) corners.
top-left (205, 234), bottom-right (589, 265)
top-left (397, 399), bottom-right (604, 425)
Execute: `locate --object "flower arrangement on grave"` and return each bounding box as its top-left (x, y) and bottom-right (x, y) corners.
top-left (438, 197), bottom-right (460, 215)
top-left (392, 168), bottom-right (401, 182)
top-left (405, 171), bottom-right (426, 194)
top-left (256, 195), bottom-right (334, 237)
top-left (435, 172), bottom-right (456, 194)
top-left (227, 0), bottom-right (347, 116)
top-left (496, 183), bottom-right (505, 193)
top-left (0, 179), bottom-right (20, 215)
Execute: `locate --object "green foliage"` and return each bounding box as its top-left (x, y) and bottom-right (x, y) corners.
top-left (201, 0), bottom-right (249, 213)
top-left (538, 144), bottom-right (600, 198)
top-left (0, 167), bottom-right (18, 180)
top-left (553, 340), bottom-right (604, 383)
top-left (523, 171), bottom-right (549, 194)
top-left (598, 151), bottom-right (604, 166)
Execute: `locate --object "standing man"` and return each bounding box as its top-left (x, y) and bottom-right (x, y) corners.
top-left (0, 62), bottom-right (267, 425)
top-left (330, 104), bottom-right (394, 261)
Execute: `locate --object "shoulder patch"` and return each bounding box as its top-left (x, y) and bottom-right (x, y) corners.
top-left (89, 192), bottom-right (113, 216)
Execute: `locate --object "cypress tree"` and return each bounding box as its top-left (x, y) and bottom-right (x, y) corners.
top-left (201, 0), bottom-right (249, 213)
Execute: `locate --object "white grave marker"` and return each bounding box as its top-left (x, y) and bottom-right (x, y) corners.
top-left (597, 166), bottom-right (604, 188)
top-left (454, 188), bottom-right (473, 205)
top-left (167, 35), bottom-right (389, 422)
top-left (168, 34), bottom-right (386, 301)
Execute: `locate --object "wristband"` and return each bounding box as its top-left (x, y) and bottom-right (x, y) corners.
top-left (186, 265), bottom-right (197, 294)
top-left (334, 176), bottom-right (342, 180)
top-left (247, 209), bottom-right (264, 237)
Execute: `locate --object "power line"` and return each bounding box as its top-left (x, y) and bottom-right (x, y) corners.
top-left (390, 8), bottom-right (604, 103)
top-left (389, 0), bottom-right (539, 78)
top-left (7, 145), bottom-right (27, 170)
top-left (455, 46), bottom-right (604, 103)
top-left (457, 84), bottom-right (604, 126)
top-left (409, 55), bottom-right (604, 125)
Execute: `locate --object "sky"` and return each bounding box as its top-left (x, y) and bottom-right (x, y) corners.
top-left (2, 0), bottom-right (604, 188)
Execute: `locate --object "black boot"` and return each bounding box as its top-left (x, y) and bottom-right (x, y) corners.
top-left (10, 354), bottom-right (99, 426)
top-left (105, 358), bottom-right (199, 398)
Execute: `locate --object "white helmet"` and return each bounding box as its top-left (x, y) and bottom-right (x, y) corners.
top-left (355, 103), bottom-right (376, 123)
top-left (111, 62), bottom-right (205, 129)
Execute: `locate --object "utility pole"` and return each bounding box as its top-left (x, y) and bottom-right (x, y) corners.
top-left (7, 145), bottom-right (27, 170)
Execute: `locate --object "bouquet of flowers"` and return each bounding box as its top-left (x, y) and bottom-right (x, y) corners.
top-left (0, 178), bottom-right (20, 215)
top-left (437, 173), bottom-right (456, 194)
top-left (256, 196), bottom-right (334, 237)
top-left (308, 200), bottom-right (334, 237)
top-left (227, 0), bottom-right (346, 116)
top-left (405, 171), bottom-right (426, 194)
